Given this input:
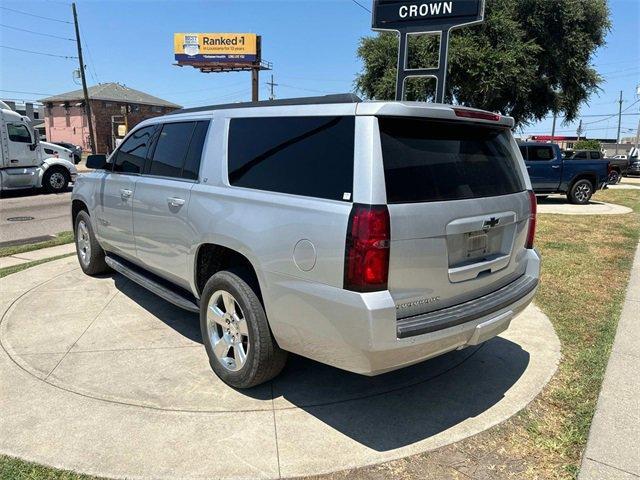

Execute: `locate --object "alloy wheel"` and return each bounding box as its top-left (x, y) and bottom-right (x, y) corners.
top-left (49, 172), bottom-right (66, 190)
top-left (206, 290), bottom-right (250, 372)
top-left (77, 220), bottom-right (91, 265)
top-left (575, 183), bottom-right (591, 203)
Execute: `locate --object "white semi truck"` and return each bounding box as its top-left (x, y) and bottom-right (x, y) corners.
top-left (0, 100), bottom-right (78, 193)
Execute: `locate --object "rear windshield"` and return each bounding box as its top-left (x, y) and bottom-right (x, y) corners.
top-left (379, 117), bottom-right (525, 204)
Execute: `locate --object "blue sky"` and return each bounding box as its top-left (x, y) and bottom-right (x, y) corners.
top-left (0, 0), bottom-right (638, 139)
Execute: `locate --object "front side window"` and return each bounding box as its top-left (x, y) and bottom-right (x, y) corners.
top-left (379, 117), bottom-right (525, 204)
top-left (8, 123), bottom-right (32, 143)
top-left (113, 125), bottom-right (156, 174)
top-left (228, 116), bottom-right (355, 201)
top-left (528, 146), bottom-right (555, 161)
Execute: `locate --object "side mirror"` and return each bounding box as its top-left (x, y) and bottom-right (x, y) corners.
top-left (86, 154), bottom-right (108, 170)
top-left (29, 143), bottom-right (37, 151)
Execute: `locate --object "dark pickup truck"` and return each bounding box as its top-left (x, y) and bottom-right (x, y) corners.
top-left (566, 149), bottom-right (629, 184)
top-left (519, 142), bottom-right (610, 204)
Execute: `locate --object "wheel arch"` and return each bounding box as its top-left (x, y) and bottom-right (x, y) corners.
top-left (71, 199), bottom-right (89, 232)
top-left (194, 243), bottom-right (263, 302)
top-left (569, 172), bottom-right (597, 192)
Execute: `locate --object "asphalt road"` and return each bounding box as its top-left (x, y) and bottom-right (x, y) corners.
top-left (0, 188), bottom-right (73, 245)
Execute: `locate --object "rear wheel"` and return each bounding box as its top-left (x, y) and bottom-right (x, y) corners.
top-left (43, 166), bottom-right (70, 193)
top-left (200, 270), bottom-right (287, 389)
top-left (568, 179), bottom-right (593, 205)
top-left (75, 210), bottom-right (109, 275)
top-left (608, 170), bottom-right (621, 184)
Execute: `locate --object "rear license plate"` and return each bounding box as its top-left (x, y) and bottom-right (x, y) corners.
top-left (467, 231), bottom-right (488, 256)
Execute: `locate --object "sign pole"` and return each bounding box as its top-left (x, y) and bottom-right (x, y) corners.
top-left (373, 0), bottom-right (485, 104)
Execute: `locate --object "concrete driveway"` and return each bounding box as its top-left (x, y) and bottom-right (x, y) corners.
top-left (0, 257), bottom-right (561, 479)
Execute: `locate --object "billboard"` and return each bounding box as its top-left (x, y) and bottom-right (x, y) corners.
top-left (174, 33), bottom-right (258, 65)
top-left (372, 0), bottom-right (484, 31)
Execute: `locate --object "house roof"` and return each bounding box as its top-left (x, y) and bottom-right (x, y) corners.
top-left (40, 82), bottom-right (181, 108)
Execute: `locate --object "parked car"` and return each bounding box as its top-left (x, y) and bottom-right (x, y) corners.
top-left (72, 95), bottom-right (540, 388)
top-left (52, 141), bottom-right (82, 164)
top-left (1, 101), bottom-right (77, 193)
top-left (519, 142), bottom-right (610, 204)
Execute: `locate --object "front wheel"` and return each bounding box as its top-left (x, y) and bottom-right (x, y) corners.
top-left (43, 166), bottom-right (70, 193)
top-left (200, 270), bottom-right (287, 389)
top-left (568, 179), bottom-right (593, 205)
top-left (75, 210), bottom-right (109, 275)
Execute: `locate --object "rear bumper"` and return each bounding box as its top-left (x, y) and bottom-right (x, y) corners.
top-left (264, 248), bottom-right (541, 376)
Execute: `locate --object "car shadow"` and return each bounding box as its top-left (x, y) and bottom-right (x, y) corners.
top-left (0, 186), bottom-right (73, 199)
top-left (537, 195), bottom-right (602, 206)
top-left (111, 273), bottom-right (530, 452)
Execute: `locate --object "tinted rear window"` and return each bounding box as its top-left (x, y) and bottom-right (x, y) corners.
top-left (379, 118), bottom-right (525, 204)
top-left (228, 116), bottom-right (355, 201)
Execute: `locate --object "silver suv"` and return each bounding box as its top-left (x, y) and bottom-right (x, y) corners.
top-left (72, 94), bottom-right (540, 389)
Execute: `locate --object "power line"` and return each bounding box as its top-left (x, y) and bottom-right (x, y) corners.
top-left (0, 23), bottom-right (74, 41)
top-left (584, 99), bottom-right (640, 125)
top-left (0, 89), bottom-right (54, 96)
top-left (278, 83), bottom-right (333, 94)
top-left (351, 0), bottom-right (371, 13)
top-left (0, 6), bottom-right (72, 24)
top-left (0, 45), bottom-right (77, 59)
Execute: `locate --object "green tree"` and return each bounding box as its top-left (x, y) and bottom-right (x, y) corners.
top-left (574, 139), bottom-right (602, 150)
top-left (355, 0), bottom-right (610, 127)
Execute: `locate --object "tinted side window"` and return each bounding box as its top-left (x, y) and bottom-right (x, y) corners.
top-left (113, 126), bottom-right (156, 174)
top-left (182, 121), bottom-right (210, 180)
top-left (591, 151), bottom-right (601, 159)
top-left (228, 116), bottom-right (355, 201)
top-left (8, 123), bottom-right (31, 143)
top-left (573, 152), bottom-right (588, 160)
top-left (528, 146), bottom-right (555, 161)
top-left (148, 122), bottom-right (195, 178)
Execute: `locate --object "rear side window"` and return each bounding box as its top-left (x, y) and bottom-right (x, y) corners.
top-left (591, 151), bottom-right (601, 159)
top-left (148, 122), bottom-right (195, 178)
top-left (113, 125), bottom-right (156, 174)
top-left (145, 121), bottom-right (210, 180)
top-left (228, 116), bottom-right (355, 201)
top-left (528, 146), bottom-right (555, 161)
top-left (379, 118), bottom-right (525, 204)
top-left (572, 152), bottom-right (588, 159)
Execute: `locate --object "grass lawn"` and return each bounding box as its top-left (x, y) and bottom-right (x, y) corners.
top-left (0, 232), bottom-right (74, 258)
top-left (1, 189), bottom-right (639, 480)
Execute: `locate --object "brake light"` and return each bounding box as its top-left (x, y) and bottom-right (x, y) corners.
top-left (526, 190), bottom-right (537, 249)
top-left (453, 108), bottom-right (501, 122)
top-left (344, 204), bottom-right (390, 292)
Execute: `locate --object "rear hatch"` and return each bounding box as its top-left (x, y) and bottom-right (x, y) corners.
top-left (378, 116), bottom-right (531, 319)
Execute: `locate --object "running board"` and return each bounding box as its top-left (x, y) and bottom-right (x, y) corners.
top-left (105, 255), bottom-right (200, 313)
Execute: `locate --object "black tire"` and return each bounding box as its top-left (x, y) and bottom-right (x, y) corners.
top-left (200, 269), bottom-right (287, 389)
top-left (608, 170), bottom-right (621, 185)
top-left (568, 179), bottom-right (593, 205)
top-left (74, 210), bottom-right (109, 275)
top-left (42, 166), bottom-right (70, 193)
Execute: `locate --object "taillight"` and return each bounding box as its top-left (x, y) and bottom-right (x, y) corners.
top-left (526, 190), bottom-right (537, 249)
top-left (453, 108), bottom-right (501, 122)
top-left (344, 204), bottom-right (390, 292)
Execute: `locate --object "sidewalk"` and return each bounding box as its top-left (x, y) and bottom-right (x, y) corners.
top-left (0, 243), bottom-right (76, 269)
top-left (579, 242), bottom-right (640, 479)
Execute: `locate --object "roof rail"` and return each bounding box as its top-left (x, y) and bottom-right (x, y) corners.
top-left (167, 93), bottom-right (362, 115)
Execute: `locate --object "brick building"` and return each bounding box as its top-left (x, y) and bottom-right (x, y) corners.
top-left (41, 83), bottom-right (181, 153)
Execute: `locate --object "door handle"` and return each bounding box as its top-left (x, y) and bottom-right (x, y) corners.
top-left (120, 189), bottom-right (133, 199)
top-left (551, 165), bottom-right (561, 169)
top-left (167, 197), bottom-right (186, 207)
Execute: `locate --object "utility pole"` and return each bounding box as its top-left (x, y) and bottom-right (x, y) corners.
top-left (615, 90), bottom-right (623, 155)
top-left (72, 2), bottom-right (96, 154)
top-left (577, 119), bottom-right (583, 141)
top-left (267, 74), bottom-right (278, 100)
top-left (551, 112), bottom-right (557, 142)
